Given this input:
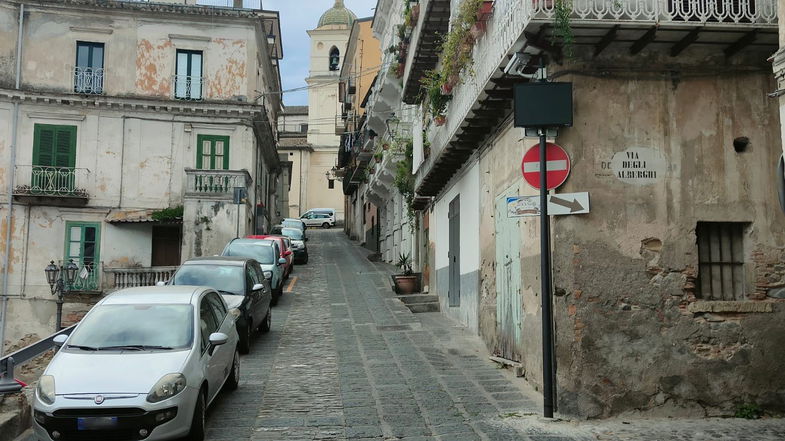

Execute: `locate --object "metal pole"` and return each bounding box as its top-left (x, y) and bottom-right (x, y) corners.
top-left (539, 128), bottom-right (554, 418)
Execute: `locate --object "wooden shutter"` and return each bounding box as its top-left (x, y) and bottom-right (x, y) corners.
top-left (55, 126), bottom-right (76, 168)
top-left (33, 125), bottom-right (76, 167)
top-left (33, 125), bottom-right (56, 166)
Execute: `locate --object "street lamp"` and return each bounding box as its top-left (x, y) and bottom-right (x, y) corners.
top-left (45, 259), bottom-right (78, 331)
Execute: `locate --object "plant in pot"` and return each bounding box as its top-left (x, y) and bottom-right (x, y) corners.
top-left (374, 151), bottom-right (383, 163)
top-left (392, 252), bottom-right (420, 294)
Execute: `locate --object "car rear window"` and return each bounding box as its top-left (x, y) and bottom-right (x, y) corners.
top-left (281, 228), bottom-right (303, 240)
top-left (223, 242), bottom-right (275, 264)
top-left (173, 264), bottom-right (244, 295)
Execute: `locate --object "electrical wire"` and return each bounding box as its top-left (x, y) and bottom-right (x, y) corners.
top-left (259, 61), bottom-right (392, 97)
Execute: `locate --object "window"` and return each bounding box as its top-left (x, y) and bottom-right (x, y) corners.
top-left (175, 50), bottom-right (203, 100)
top-left (64, 222), bottom-right (100, 291)
top-left (328, 179), bottom-right (335, 189)
top-left (697, 222), bottom-right (746, 300)
top-left (74, 42), bottom-right (104, 94)
top-left (196, 135), bottom-right (230, 170)
top-left (300, 124), bottom-right (308, 133)
top-left (32, 124), bottom-right (77, 195)
top-left (329, 46), bottom-right (340, 71)
top-left (199, 296), bottom-right (220, 353)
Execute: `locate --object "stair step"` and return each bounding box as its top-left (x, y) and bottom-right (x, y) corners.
top-left (405, 302), bottom-right (440, 313)
top-left (396, 294), bottom-right (439, 305)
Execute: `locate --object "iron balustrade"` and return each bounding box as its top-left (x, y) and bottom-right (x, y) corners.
top-left (73, 67), bottom-right (104, 94)
top-left (13, 165), bottom-right (89, 198)
top-left (173, 75), bottom-right (204, 101)
top-left (103, 266), bottom-right (178, 290)
top-left (0, 325), bottom-right (76, 394)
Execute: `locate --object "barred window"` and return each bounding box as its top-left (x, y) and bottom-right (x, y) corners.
top-left (697, 222), bottom-right (747, 300)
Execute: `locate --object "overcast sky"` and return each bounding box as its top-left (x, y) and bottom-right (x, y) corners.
top-left (264, 0), bottom-right (378, 107)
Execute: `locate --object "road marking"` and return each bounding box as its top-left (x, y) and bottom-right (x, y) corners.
top-left (285, 276), bottom-right (298, 293)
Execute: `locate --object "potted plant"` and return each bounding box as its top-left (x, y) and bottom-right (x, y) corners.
top-left (382, 143), bottom-right (390, 151)
top-left (374, 151), bottom-right (383, 163)
top-left (392, 253), bottom-right (420, 294)
top-left (423, 140), bottom-right (431, 158)
top-left (440, 82), bottom-right (453, 95)
top-left (434, 115), bottom-right (447, 126)
top-left (477, 0), bottom-right (494, 21)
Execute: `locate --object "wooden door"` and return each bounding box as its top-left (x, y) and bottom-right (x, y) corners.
top-left (152, 225), bottom-right (182, 266)
top-left (494, 185), bottom-right (523, 362)
top-left (448, 195), bottom-right (460, 307)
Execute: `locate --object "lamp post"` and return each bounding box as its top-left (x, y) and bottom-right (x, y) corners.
top-left (45, 259), bottom-right (78, 331)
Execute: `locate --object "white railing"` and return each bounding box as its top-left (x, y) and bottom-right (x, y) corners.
top-left (173, 75), bottom-right (204, 101)
top-left (104, 266), bottom-right (178, 290)
top-left (13, 165), bottom-right (90, 198)
top-left (184, 168), bottom-right (252, 196)
top-left (531, 0), bottom-right (776, 25)
top-left (73, 67), bottom-right (104, 94)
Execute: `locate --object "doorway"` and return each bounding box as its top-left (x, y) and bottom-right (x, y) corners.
top-left (152, 225), bottom-right (182, 266)
top-left (448, 195), bottom-right (460, 307)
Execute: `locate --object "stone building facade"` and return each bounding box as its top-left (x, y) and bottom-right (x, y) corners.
top-left (0, 0), bottom-right (283, 351)
top-left (394, 0), bottom-right (784, 418)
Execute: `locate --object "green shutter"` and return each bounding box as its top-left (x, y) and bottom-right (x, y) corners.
top-left (195, 135), bottom-right (230, 170)
top-left (33, 125), bottom-right (56, 166)
top-left (55, 126), bottom-right (76, 167)
top-left (33, 124), bottom-right (76, 167)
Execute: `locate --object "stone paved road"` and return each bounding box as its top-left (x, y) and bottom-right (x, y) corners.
top-left (14, 229), bottom-right (785, 441)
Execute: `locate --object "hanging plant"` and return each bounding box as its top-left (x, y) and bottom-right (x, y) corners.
top-left (553, 0), bottom-right (575, 57)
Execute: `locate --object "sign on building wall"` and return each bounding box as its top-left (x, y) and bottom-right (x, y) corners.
top-left (507, 193), bottom-right (590, 217)
top-left (607, 147), bottom-right (667, 185)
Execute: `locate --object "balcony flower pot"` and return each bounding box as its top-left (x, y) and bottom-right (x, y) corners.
top-left (392, 274), bottom-right (420, 294)
top-left (396, 63), bottom-right (405, 78)
top-left (411, 4), bottom-right (420, 22)
top-left (477, 1), bottom-right (494, 21)
top-left (382, 143), bottom-right (390, 150)
top-left (470, 21), bottom-right (486, 39)
top-left (440, 82), bottom-right (453, 95)
top-left (434, 115), bottom-right (447, 126)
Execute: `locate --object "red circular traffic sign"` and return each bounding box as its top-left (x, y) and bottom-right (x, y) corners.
top-left (521, 142), bottom-right (570, 190)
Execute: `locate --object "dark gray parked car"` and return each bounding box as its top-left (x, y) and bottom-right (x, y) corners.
top-left (168, 257), bottom-right (272, 354)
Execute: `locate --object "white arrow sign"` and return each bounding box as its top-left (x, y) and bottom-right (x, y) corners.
top-left (507, 192), bottom-right (590, 218)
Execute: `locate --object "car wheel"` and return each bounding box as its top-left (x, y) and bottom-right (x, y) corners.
top-left (238, 322), bottom-right (251, 354)
top-left (302, 254), bottom-right (309, 264)
top-left (225, 350), bottom-right (240, 391)
top-left (186, 389), bottom-right (206, 441)
top-left (260, 310), bottom-right (271, 333)
top-left (321, 222), bottom-right (330, 229)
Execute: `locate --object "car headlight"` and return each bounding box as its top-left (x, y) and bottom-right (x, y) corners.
top-left (37, 375), bottom-right (55, 405)
top-left (146, 373), bottom-right (187, 403)
top-left (263, 271), bottom-right (273, 279)
top-left (292, 240), bottom-right (304, 249)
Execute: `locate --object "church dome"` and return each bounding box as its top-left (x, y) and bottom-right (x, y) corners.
top-left (318, 0), bottom-right (356, 28)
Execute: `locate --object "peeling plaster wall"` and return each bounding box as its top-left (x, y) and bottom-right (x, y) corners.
top-left (182, 199), bottom-right (251, 259)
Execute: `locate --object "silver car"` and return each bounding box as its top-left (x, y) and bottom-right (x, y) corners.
top-left (32, 286), bottom-right (240, 441)
top-left (222, 238), bottom-right (287, 305)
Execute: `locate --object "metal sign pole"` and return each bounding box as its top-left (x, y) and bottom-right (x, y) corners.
top-left (539, 128), bottom-right (555, 418)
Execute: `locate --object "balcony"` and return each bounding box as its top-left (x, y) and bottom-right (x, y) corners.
top-left (184, 168), bottom-right (252, 199)
top-left (73, 67), bottom-right (104, 95)
top-left (173, 75), bottom-right (204, 101)
top-left (402, 0), bottom-right (451, 104)
top-left (13, 165), bottom-right (90, 206)
top-left (103, 266), bottom-right (178, 291)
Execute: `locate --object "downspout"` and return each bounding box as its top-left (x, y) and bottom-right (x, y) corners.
top-left (1, 3), bottom-right (25, 357)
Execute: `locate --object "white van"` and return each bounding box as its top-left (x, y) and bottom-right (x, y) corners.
top-left (301, 208), bottom-right (336, 228)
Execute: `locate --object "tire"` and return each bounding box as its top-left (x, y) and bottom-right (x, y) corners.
top-left (302, 254), bottom-right (309, 264)
top-left (260, 310), bottom-right (271, 333)
top-left (186, 389), bottom-right (206, 441)
top-left (238, 321), bottom-right (251, 354)
top-left (225, 350), bottom-right (240, 391)
top-left (321, 222), bottom-right (330, 229)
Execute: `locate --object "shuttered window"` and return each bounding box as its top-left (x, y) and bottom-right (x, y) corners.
top-left (33, 124), bottom-right (76, 168)
top-left (196, 135), bottom-right (230, 170)
top-left (697, 222), bottom-right (747, 301)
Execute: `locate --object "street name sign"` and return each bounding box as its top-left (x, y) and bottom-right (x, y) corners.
top-left (521, 142), bottom-right (570, 190)
top-left (507, 192), bottom-right (590, 218)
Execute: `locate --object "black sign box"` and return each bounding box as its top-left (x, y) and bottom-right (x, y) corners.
top-left (514, 82), bottom-right (573, 128)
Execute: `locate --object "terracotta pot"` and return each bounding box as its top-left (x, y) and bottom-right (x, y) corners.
top-left (396, 63), bottom-right (405, 78)
top-left (393, 274), bottom-right (420, 294)
top-left (411, 4), bottom-right (420, 21)
top-left (440, 83), bottom-right (453, 95)
top-left (434, 115), bottom-right (447, 126)
top-left (375, 156), bottom-right (382, 163)
top-left (477, 1), bottom-right (494, 21)
top-left (470, 21), bottom-right (486, 39)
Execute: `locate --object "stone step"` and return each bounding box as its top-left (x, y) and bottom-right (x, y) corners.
top-left (406, 302), bottom-right (440, 314)
top-left (396, 293), bottom-right (439, 305)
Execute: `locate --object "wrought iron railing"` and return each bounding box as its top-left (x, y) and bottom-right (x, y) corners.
top-left (13, 165), bottom-right (89, 198)
top-left (73, 66), bottom-right (104, 94)
top-left (68, 261), bottom-right (101, 291)
top-left (173, 75), bottom-right (204, 101)
top-left (531, 0), bottom-right (776, 25)
top-left (184, 168), bottom-right (252, 196)
top-left (103, 266), bottom-right (178, 290)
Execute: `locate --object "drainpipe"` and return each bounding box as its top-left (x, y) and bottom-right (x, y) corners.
top-left (0, 3), bottom-right (25, 357)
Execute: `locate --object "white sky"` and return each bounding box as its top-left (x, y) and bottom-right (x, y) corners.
top-left (264, 0), bottom-right (379, 106)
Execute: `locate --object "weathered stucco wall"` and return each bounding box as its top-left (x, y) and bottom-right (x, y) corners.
top-left (305, 150), bottom-right (346, 220)
top-left (182, 198), bottom-right (251, 259)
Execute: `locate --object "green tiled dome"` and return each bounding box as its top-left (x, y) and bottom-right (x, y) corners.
top-left (318, 0), bottom-right (356, 28)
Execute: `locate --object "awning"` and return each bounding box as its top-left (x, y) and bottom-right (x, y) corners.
top-left (105, 209), bottom-right (182, 224)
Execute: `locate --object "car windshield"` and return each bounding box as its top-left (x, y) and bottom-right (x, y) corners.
top-left (172, 264), bottom-right (244, 295)
top-left (224, 242), bottom-right (275, 264)
top-left (281, 228), bottom-right (303, 240)
top-left (282, 220), bottom-right (303, 230)
top-left (67, 304), bottom-right (193, 350)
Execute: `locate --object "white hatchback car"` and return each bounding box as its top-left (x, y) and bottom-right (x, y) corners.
top-left (32, 286), bottom-right (240, 441)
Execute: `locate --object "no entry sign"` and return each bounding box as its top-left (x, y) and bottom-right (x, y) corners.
top-left (521, 142), bottom-right (570, 190)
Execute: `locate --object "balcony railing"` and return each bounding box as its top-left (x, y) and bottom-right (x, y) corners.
top-left (184, 168), bottom-right (252, 197)
top-left (103, 266), bottom-right (178, 290)
top-left (531, 0), bottom-right (776, 25)
top-left (13, 165), bottom-right (89, 198)
top-left (173, 75), bottom-right (204, 101)
top-left (73, 67), bottom-right (104, 95)
top-left (69, 261), bottom-right (101, 292)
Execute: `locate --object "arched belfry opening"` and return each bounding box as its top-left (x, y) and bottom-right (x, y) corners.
top-left (329, 46), bottom-right (340, 71)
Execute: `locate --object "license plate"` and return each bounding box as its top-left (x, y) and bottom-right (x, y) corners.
top-left (77, 416), bottom-right (119, 430)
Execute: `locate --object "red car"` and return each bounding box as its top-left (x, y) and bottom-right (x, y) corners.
top-left (247, 235), bottom-right (293, 278)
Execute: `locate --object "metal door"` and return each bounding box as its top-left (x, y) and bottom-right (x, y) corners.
top-left (448, 195), bottom-right (460, 307)
top-left (494, 185), bottom-right (522, 361)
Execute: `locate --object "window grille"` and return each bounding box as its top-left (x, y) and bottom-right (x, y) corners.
top-left (697, 222), bottom-right (747, 300)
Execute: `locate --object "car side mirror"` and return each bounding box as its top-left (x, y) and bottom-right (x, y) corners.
top-left (156, 281), bottom-right (166, 286)
top-left (208, 332), bottom-right (228, 347)
top-left (53, 334), bottom-right (68, 348)
top-left (278, 258), bottom-right (286, 265)
top-left (284, 250), bottom-right (293, 257)
top-left (252, 283), bottom-right (264, 292)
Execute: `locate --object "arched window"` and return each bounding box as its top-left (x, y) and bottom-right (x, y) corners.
top-left (329, 47), bottom-right (340, 71)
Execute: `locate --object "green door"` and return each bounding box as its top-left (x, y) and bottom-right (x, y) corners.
top-left (32, 124), bottom-right (77, 195)
top-left (64, 222), bottom-right (100, 291)
top-left (494, 183), bottom-right (523, 362)
top-left (195, 135), bottom-right (230, 192)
